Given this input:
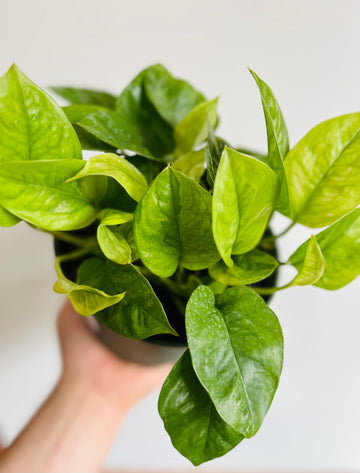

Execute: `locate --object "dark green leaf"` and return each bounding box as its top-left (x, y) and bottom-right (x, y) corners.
top-left (0, 160), bottom-right (96, 230)
top-left (284, 113), bottom-right (360, 227)
top-left (209, 249), bottom-right (278, 286)
top-left (134, 167), bottom-right (220, 277)
top-left (77, 257), bottom-right (177, 339)
top-left (0, 64), bottom-right (82, 162)
top-left (66, 153), bottom-right (148, 202)
top-left (116, 66), bottom-right (175, 157)
top-left (289, 209), bottom-right (360, 289)
top-left (144, 64), bottom-right (206, 126)
top-left (158, 350), bottom-right (243, 466)
top-left (212, 148), bottom-right (280, 266)
top-left (186, 285), bottom-right (283, 436)
top-left (174, 99), bottom-right (218, 156)
top-left (249, 70), bottom-right (290, 214)
top-left (51, 86), bottom-right (116, 109)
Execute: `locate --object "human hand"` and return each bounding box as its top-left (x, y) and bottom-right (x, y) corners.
top-left (57, 299), bottom-right (173, 413)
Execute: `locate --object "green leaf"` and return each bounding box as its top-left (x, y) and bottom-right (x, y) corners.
top-left (212, 148), bottom-right (280, 266)
top-left (209, 249), bottom-right (278, 286)
top-left (205, 126), bottom-right (227, 187)
top-left (0, 64), bottom-right (82, 162)
top-left (249, 70), bottom-right (290, 214)
top-left (66, 153), bottom-right (148, 202)
top-left (172, 148), bottom-right (205, 182)
top-left (97, 209), bottom-right (134, 264)
top-left (134, 167), bottom-right (220, 277)
top-left (289, 210), bottom-right (360, 289)
top-left (77, 257), bottom-right (177, 339)
top-left (115, 66), bottom-right (175, 157)
top-left (0, 160), bottom-right (96, 230)
top-left (77, 110), bottom-right (156, 159)
top-left (54, 254), bottom-right (125, 316)
top-left (144, 64), bottom-right (206, 126)
top-left (158, 350), bottom-right (243, 466)
top-left (62, 105), bottom-right (116, 151)
top-left (51, 86), bottom-right (116, 109)
top-left (185, 285), bottom-right (283, 436)
top-left (284, 113), bottom-right (360, 227)
top-left (0, 205), bottom-right (20, 227)
top-left (174, 99), bottom-right (218, 156)
top-left (288, 235), bottom-right (325, 286)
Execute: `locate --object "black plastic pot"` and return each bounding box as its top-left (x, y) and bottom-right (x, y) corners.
top-left (54, 226), bottom-right (278, 365)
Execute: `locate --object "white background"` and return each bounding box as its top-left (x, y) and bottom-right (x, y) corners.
top-left (0, 0), bottom-right (359, 470)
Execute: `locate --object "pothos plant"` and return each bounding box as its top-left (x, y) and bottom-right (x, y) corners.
top-left (0, 63), bottom-right (359, 465)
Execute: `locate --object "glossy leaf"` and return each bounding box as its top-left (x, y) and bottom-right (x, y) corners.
top-left (172, 148), bottom-right (205, 182)
top-left (186, 285), bottom-right (283, 436)
top-left (66, 153), bottom-right (148, 202)
top-left (0, 160), bottom-right (96, 230)
top-left (159, 350), bottom-right (243, 466)
top-left (134, 167), bottom-right (220, 277)
top-left (77, 257), bottom-right (177, 339)
top-left (174, 99), bottom-right (218, 156)
top-left (209, 249), bottom-right (278, 286)
top-left (0, 64), bottom-right (81, 162)
top-left (289, 209), bottom-right (360, 289)
top-left (115, 66), bottom-right (175, 157)
top-left (97, 209), bottom-right (133, 264)
top-left (249, 70), bottom-right (290, 214)
top-left (0, 205), bottom-right (20, 227)
top-left (213, 148), bottom-right (279, 266)
top-left (144, 64), bottom-right (206, 126)
top-left (51, 86), bottom-right (116, 109)
top-left (54, 255), bottom-right (125, 316)
top-left (77, 110), bottom-right (155, 159)
top-left (288, 235), bottom-right (325, 286)
top-left (206, 126), bottom-right (226, 187)
top-left (284, 113), bottom-right (360, 227)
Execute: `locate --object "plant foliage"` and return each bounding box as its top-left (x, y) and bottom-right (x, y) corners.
top-left (1, 63), bottom-right (359, 465)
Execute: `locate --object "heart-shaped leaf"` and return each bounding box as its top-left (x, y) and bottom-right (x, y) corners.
top-left (77, 257), bottom-right (178, 339)
top-left (212, 148), bottom-right (279, 266)
top-left (289, 209), bottom-right (360, 289)
top-left (158, 350), bottom-right (243, 466)
top-left (209, 249), bottom-right (278, 286)
top-left (185, 285), bottom-right (283, 436)
top-left (134, 167), bottom-right (220, 277)
top-left (284, 113), bottom-right (360, 227)
top-left (0, 64), bottom-right (81, 162)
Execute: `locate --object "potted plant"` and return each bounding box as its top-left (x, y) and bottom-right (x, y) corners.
top-left (0, 63), bottom-right (359, 466)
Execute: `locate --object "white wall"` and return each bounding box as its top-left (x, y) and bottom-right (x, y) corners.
top-left (0, 0), bottom-right (359, 469)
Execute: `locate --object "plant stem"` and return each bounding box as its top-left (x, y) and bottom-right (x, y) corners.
top-left (28, 224), bottom-right (97, 247)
